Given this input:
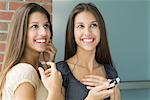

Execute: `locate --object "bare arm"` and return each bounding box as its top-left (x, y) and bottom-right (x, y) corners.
top-left (110, 85), bottom-right (120, 100)
top-left (46, 87), bottom-right (65, 100)
top-left (14, 83), bottom-right (36, 100)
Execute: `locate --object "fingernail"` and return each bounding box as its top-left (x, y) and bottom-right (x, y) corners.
top-left (86, 86), bottom-right (90, 89)
top-left (38, 67), bottom-right (42, 70)
top-left (105, 82), bottom-right (109, 87)
top-left (107, 79), bottom-right (112, 82)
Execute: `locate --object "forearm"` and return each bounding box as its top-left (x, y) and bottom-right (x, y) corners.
top-left (46, 92), bottom-right (64, 100)
top-left (84, 97), bottom-right (103, 100)
top-left (110, 95), bottom-right (120, 100)
top-left (110, 85), bottom-right (120, 100)
top-left (59, 93), bottom-right (65, 100)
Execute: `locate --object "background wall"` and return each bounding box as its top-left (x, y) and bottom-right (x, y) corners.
top-left (53, 0), bottom-right (150, 100)
top-left (0, 0), bottom-right (52, 70)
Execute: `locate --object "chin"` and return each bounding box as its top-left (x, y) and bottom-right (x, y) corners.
top-left (37, 48), bottom-right (46, 52)
top-left (82, 47), bottom-right (96, 51)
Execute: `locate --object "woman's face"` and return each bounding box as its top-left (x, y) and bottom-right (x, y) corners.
top-left (74, 11), bottom-right (100, 51)
top-left (26, 12), bottom-right (51, 53)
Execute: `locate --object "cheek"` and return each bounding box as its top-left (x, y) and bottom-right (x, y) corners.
top-left (27, 33), bottom-right (33, 43)
top-left (94, 30), bottom-right (100, 44)
top-left (47, 31), bottom-right (51, 40)
top-left (74, 32), bottom-right (80, 42)
top-left (26, 37), bottom-right (32, 48)
top-left (98, 33), bottom-right (100, 42)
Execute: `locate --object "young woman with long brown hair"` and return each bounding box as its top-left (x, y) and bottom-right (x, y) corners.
top-left (57, 3), bottom-right (120, 100)
top-left (0, 3), bottom-right (63, 100)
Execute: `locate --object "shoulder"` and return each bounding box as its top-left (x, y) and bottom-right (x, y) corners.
top-left (103, 64), bottom-right (118, 79)
top-left (9, 63), bottom-right (37, 74)
top-left (7, 63), bottom-right (39, 80)
top-left (56, 61), bottom-right (70, 88)
top-left (5, 63), bottom-right (40, 93)
top-left (56, 61), bottom-right (70, 75)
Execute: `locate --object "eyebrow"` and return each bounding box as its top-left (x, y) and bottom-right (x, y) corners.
top-left (75, 21), bottom-right (98, 24)
top-left (30, 22), bottom-right (38, 24)
top-left (75, 22), bottom-right (83, 25)
top-left (91, 21), bottom-right (98, 23)
top-left (29, 21), bottom-right (49, 24)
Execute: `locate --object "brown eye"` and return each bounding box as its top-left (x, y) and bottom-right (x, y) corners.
top-left (91, 23), bottom-right (98, 28)
top-left (77, 24), bottom-right (84, 29)
top-left (31, 24), bottom-right (39, 29)
top-left (44, 24), bottom-right (50, 29)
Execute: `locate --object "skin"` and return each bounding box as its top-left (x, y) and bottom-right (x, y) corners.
top-left (74, 11), bottom-right (100, 52)
top-left (66, 11), bottom-right (120, 100)
top-left (14, 12), bottom-right (63, 100)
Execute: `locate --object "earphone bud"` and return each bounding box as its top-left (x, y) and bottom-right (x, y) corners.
top-left (108, 77), bottom-right (120, 89)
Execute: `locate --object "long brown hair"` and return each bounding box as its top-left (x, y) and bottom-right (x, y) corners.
top-left (65, 3), bottom-right (113, 65)
top-left (0, 3), bottom-right (52, 98)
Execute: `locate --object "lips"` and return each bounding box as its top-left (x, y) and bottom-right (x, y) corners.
top-left (35, 39), bottom-right (46, 43)
top-left (34, 38), bottom-right (48, 45)
top-left (81, 38), bottom-right (94, 43)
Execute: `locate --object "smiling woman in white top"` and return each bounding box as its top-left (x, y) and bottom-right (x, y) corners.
top-left (0, 3), bottom-right (63, 100)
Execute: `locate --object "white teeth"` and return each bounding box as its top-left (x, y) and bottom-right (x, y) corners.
top-left (36, 39), bottom-right (46, 43)
top-left (83, 38), bottom-right (93, 42)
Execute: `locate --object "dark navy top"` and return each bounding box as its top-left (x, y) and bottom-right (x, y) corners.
top-left (56, 61), bottom-right (118, 100)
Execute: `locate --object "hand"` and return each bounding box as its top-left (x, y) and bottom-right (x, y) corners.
top-left (39, 40), bottom-right (57, 62)
top-left (38, 62), bottom-right (62, 93)
top-left (81, 75), bottom-right (114, 100)
top-left (81, 75), bottom-right (108, 88)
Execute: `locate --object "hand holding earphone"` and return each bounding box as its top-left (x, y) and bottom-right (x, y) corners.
top-left (107, 77), bottom-right (120, 89)
top-left (82, 75), bottom-right (120, 100)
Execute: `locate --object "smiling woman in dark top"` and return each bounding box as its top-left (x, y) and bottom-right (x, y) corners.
top-left (56, 2), bottom-right (120, 100)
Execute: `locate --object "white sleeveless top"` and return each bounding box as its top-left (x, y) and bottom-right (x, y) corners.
top-left (2, 63), bottom-right (48, 100)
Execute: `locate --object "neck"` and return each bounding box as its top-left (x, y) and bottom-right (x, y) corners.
top-left (20, 49), bottom-right (40, 68)
top-left (74, 48), bottom-right (98, 73)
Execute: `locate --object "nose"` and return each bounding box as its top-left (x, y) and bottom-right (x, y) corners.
top-left (38, 27), bottom-right (47, 36)
top-left (84, 27), bottom-right (92, 36)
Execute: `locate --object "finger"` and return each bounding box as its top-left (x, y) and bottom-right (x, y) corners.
top-left (44, 49), bottom-right (55, 56)
top-left (81, 78), bottom-right (104, 83)
top-left (45, 47), bottom-right (57, 55)
top-left (44, 41), bottom-right (56, 54)
top-left (45, 68), bottom-right (51, 74)
top-left (46, 62), bottom-right (57, 72)
top-left (46, 45), bottom-right (56, 52)
top-left (44, 47), bottom-right (56, 62)
top-left (45, 70), bottom-right (51, 76)
top-left (43, 51), bottom-right (54, 58)
top-left (46, 73), bottom-right (51, 77)
top-left (46, 42), bottom-right (57, 53)
top-left (38, 67), bottom-right (46, 81)
top-left (96, 89), bottom-right (114, 98)
top-left (84, 75), bottom-right (106, 81)
top-left (81, 77), bottom-right (107, 86)
top-left (82, 81), bottom-right (99, 87)
top-left (92, 81), bottom-right (110, 92)
top-left (86, 86), bottom-right (95, 90)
